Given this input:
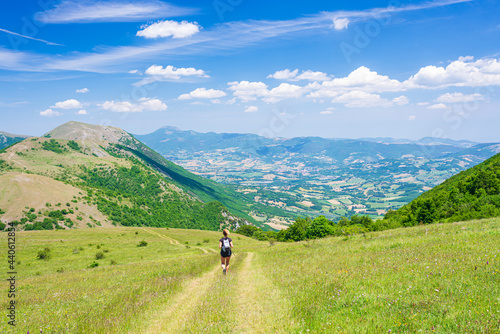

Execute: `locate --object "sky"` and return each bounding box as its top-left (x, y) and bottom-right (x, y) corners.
top-left (0, 0), bottom-right (499, 142)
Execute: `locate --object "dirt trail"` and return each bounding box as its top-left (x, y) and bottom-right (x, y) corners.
top-left (231, 252), bottom-right (295, 333)
top-left (135, 250), bottom-right (292, 333)
top-left (138, 266), bottom-right (220, 333)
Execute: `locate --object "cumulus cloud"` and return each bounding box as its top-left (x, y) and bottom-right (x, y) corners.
top-left (178, 88), bottom-right (226, 100)
top-left (427, 103), bottom-right (448, 110)
top-left (245, 106), bottom-right (258, 113)
top-left (40, 109), bottom-right (62, 117)
top-left (264, 83), bottom-right (303, 103)
top-left (51, 99), bottom-right (82, 109)
top-left (227, 81), bottom-right (268, 101)
top-left (227, 81), bottom-right (304, 103)
top-left (331, 91), bottom-right (408, 108)
top-left (268, 69), bottom-right (330, 82)
top-left (135, 65), bottom-right (208, 85)
top-left (267, 69), bottom-right (299, 80)
top-left (332, 18), bottom-right (349, 30)
top-left (76, 109), bottom-right (88, 115)
top-left (406, 57), bottom-right (500, 88)
top-left (101, 97), bottom-right (167, 112)
top-left (76, 88), bottom-right (89, 93)
top-left (435, 92), bottom-right (484, 103)
top-left (137, 20), bottom-right (200, 39)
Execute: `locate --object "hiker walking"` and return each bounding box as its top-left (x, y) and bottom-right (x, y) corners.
top-left (219, 229), bottom-right (233, 275)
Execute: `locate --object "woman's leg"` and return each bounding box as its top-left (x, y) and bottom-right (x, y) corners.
top-left (225, 256), bottom-right (231, 272)
top-left (221, 256), bottom-right (226, 270)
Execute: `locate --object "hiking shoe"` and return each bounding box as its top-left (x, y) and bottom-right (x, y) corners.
top-left (223, 268), bottom-right (226, 275)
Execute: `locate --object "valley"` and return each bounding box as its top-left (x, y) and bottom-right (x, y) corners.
top-left (136, 127), bottom-right (500, 229)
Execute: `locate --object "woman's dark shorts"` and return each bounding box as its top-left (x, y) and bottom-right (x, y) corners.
top-left (220, 249), bottom-right (232, 257)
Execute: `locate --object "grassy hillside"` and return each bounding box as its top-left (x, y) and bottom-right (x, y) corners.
top-left (1, 219), bottom-right (498, 332)
top-left (383, 152), bottom-right (500, 227)
top-left (43, 121), bottom-right (271, 225)
top-left (0, 134), bottom-right (249, 231)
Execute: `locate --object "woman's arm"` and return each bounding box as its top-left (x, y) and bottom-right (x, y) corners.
top-left (230, 241), bottom-right (234, 248)
top-left (219, 241), bottom-right (222, 249)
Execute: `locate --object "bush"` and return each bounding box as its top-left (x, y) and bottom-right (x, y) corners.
top-left (95, 252), bottom-right (105, 260)
top-left (137, 240), bottom-right (148, 247)
top-left (36, 247), bottom-right (51, 260)
top-left (203, 239), bottom-right (210, 243)
top-left (88, 261), bottom-right (99, 268)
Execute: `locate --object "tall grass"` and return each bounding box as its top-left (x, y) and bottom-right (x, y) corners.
top-left (258, 219), bottom-right (500, 332)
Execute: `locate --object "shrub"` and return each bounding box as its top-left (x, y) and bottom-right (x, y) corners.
top-left (88, 261), bottom-right (99, 268)
top-left (56, 267), bottom-right (64, 273)
top-left (110, 259), bottom-right (117, 265)
top-left (137, 240), bottom-right (148, 247)
top-left (36, 247), bottom-right (51, 260)
top-left (203, 239), bottom-right (210, 243)
top-left (95, 252), bottom-right (104, 260)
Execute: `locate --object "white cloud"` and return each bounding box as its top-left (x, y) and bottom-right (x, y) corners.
top-left (135, 65), bottom-right (208, 85)
top-left (227, 81), bottom-right (268, 101)
top-left (178, 88), bottom-right (226, 100)
top-left (245, 106), bottom-right (258, 113)
top-left (297, 70), bottom-right (330, 82)
top-left (409, 115), bottom-right (416, 121)
top-left (264, 83), bottom-right (303, 103)
top-left (137, 20), bottom-right (200, 39)
top-left (308, 66), bottom-right (403, 98)
top-left (35, 1), bottom-right (196, 24)
top-left (392, 95), bottom-right (410, 106)
top-left (427, 103), bottom-right (448, 110)
top-left (76, 109), bottom-right (88, 115)
top-left (129, 70), bottom-right (140, 74)
top-left (332, 18), bottom-right (349, 30)
top-left (320, 110), bottom-right (333, 114)
top-left (10, 1), bottom-right (472, 73)
top-left (51, 99), bottom-right (82, 109)
top-left (100, 98), bottom-right (167, 112)
top-left (332, 91), bottom-right (390, 108)
top-left (406, 57), bottom-right (500, 88)
top-left (267, 69), bottom-right (299, 80)
top-left (331, 91), bottom-right (407, 108)
top-left (435, 92), bottom-right (484, 103)
top-left (268, 69), bottom-right (330, 82)
top-left (76, 88), bottom-right (89, 93)
top-left (417, 102), bottom-right (429, 106)
top-left (40, 109), bottom-right (62, 117)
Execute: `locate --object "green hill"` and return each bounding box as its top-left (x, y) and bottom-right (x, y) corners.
top-left (383, 152), bottom-right (500, 226)
top-left (0, 121), bottom-right (256, 231)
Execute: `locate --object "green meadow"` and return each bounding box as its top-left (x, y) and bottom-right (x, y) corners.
top-left (1, 219), bottom-right (499, 333)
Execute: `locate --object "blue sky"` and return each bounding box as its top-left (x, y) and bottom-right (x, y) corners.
top-left (1, 0), bottom-right (500, 142)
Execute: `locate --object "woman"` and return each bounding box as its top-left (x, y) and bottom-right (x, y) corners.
top-left (219, 229), bottom-right (234, 275)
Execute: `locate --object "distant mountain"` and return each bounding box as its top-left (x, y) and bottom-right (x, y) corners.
top-left (359, 137), bottom-right (478, 148)
top-left (0, 121), bottom-right (260, 231)
top-left (0, 131), bottom-right (30, 151)
top-left (135, 127), bottom-right (468, 163)
top-left (383, 152), bottom-right (500, 226)
top-left (442, 143), bottom-right (500, 160)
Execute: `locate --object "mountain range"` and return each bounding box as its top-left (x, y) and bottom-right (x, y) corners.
top-left (0, 122), bottom-right (260, 231)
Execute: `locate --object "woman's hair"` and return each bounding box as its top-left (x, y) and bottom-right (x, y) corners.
top-left (222, 229), bottom-right (229, 237)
